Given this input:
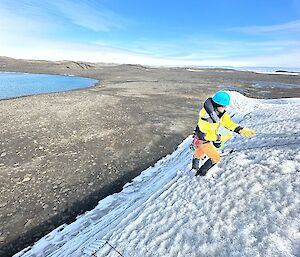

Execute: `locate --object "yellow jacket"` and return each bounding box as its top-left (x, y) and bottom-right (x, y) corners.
top-left (198, 107), bottom-right (239, 141)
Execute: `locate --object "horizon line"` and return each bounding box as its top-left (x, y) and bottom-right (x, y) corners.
top-left (1, 55), bottom-right (300, 72)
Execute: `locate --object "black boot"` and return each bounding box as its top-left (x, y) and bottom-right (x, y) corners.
top-left (195, 159), bottom-right (215, 176)
top-left (192, 157), bottom-right (200, 170)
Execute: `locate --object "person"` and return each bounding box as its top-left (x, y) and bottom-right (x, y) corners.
top-left (192, 91), bottom-right (256, 176)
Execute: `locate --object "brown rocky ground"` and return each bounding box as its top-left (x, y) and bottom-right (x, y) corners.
top-left (0, 57), bottom-right (300, 256)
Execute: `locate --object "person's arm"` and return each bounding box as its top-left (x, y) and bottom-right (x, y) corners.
top-left (221, 112), bottom-right (240, 131)
top-left (221, 112), bottom-right (256, 137)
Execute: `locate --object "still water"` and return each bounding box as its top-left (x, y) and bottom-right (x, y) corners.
top-left (0, 72), bottom-right (98, 100)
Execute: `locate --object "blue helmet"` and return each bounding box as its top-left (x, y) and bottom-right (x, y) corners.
top-left (212, 91), bottom-right (230, 106)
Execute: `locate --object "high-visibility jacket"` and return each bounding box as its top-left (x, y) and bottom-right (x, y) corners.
top-left (196, 98), bottom-right (241, 141)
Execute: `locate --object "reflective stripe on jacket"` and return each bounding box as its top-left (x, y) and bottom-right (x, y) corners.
top-left (197, 107), bottom-right (239, 141)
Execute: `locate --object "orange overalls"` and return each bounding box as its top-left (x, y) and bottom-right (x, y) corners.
top-left (194, 107), bottom-right (239, 164)
top-left (193, 136), bottom-right (221, 164)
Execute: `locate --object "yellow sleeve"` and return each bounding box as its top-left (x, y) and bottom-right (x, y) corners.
top-left (220, 112), bottom-right (239, 131)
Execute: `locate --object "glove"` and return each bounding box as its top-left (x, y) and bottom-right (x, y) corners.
top-left (240, 128), bottom-right (256, 138)
top-left (220, 133), bottom-right (232, 142)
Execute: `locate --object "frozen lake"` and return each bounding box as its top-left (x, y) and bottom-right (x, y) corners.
top-left (0, 72), bottom-right (97, 100)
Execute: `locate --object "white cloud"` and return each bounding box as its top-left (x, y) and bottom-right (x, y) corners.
top-left (0, 1), bottom-right (299, 68)
top-left (227, 19), bottom-right (300, 34)
top-left (236, 48), bottom-right (300, 68)
top-left (0, 0), bottom-right (126, 35)
top-left (1, 35), bottom-right (300, 68)
top-left (0, 1), bottom-right (60, 34)
top-left (51, 0), bottom-right (126, 32)
top-left (93, 36), bottom-right (300, 62)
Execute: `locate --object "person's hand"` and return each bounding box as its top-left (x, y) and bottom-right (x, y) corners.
top-left (240, 128), bottom-right (256, 137)
top-left (220, 133), bottom-right (232, 142)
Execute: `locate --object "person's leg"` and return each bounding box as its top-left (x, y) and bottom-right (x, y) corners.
top-left (192, 139), bottom-right (206, 170)
top-left (192, 157), bottom-right (200, 170)
top-left (194, 141), bottom-right (205, 159)
top-left (196, 159), bottom-right (215, 176)
top-left (195, 143), bottom-right (220, 176)
top-left (201, 142), bottom-right (220, 163)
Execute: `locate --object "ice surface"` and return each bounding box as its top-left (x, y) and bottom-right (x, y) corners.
top-left (15, 92), bottom-right (300, 257)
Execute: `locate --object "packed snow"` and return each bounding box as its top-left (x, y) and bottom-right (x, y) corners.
top-left (186, 66), bottom-right (300, 76)
top-left (253, 71), bottom-right (299, 76)
top-left (15, 92), bottom-right (300, 257)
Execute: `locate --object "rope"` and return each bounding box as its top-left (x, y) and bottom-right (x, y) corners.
top-left (247, 132), bottom-right (300, 138)
top-left (225, 132), bottom-right (300, 153)
top-left (82, 239), bottom-right (125, 257)
top-left (228, 141), bottom-right (300, 153)
top-left (104, 241), bottom-right (125, 257)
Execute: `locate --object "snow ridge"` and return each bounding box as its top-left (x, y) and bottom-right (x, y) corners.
top-left (16, 92), bottom-right (300, 257)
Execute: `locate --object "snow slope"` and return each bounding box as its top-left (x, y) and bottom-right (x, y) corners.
top-left (16, 92), bottom-right (300, 257)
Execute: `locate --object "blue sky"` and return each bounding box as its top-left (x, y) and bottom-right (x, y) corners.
top-left (1, 0), bottom-right (300, 68)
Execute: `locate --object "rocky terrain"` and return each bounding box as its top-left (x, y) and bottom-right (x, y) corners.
top-left (0, 56), bottom-right (300, 256)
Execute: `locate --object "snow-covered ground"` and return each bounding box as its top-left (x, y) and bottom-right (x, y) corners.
top-left (15, 92), bottom-right (300, 257)
top-left (252, 71), bottom-right (299, 76)
top-left (186, 66), bottom-right (300, 75)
